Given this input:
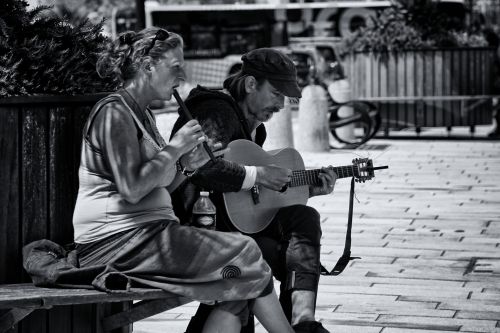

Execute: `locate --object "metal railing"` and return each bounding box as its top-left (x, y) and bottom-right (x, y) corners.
top-left (358, 95), bottom-right (500, 137)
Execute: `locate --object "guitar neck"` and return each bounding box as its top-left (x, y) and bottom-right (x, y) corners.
top-left (290, 165), bottom-right (356, 187)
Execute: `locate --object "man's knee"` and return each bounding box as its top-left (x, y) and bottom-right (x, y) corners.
top-left (288, 205), bottom-right (322, 245)
top-left (280, 206), bottom-right (322, 292)
top-left (253, 236), bottom-right (285, 278)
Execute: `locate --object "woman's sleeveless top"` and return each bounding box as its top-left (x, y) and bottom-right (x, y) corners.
top-left (73, 93), bottom-right (178, 244)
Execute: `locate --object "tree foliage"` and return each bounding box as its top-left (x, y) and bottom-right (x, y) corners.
top-left (340, 1), bottom-right (488, 56)
top-left (0, 0), bottom-right (119, 97)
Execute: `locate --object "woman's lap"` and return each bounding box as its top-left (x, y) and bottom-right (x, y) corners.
top-left (77, 220), bottom-right (272, 303)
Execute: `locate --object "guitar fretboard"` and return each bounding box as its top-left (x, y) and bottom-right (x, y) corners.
top-left (290, 165), bottom-right (357, 187)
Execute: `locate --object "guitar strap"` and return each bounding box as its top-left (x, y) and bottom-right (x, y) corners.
top-left (320, 177), bottom-right (361, 276)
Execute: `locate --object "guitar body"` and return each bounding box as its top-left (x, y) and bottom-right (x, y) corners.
top-left (223, 140), bottom-right (309, 234)
top-left (222, 140), bottom-right (381, 234)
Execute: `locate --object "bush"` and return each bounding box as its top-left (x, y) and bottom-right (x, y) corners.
top-left (339, 2), bottom-right (488, 56)
top-left (55, 0), bottom-right (135, 36)
top-left (0, 0), bottom-right (119, 98)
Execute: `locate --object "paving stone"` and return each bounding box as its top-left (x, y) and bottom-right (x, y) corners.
top-left (376, 314), bottom-right (499, 332)
top-left (411, 219), bottom-right (490, 228)
top-left (392, 258), bottom-right (470, 269)
top-left (389, 227), bottom-right (483, 236)
top-left (439, 299), bottom-right (500, 312)
top-left (336, 303), bottom-right (450, 317)
top-left (334, 300), bottom-right (440, 317)
top-left (327, 246), bottom-right (444, 258)
top-left (317, 324), bottom-right (382, 333)
top-left (316, 311), bottom-right (380, 321)
top-left (320, 255), bottom-right (394, 266)
top-left (441, 250), bottom-right (500, 260)
top-left (385, 234), bottom-right (465, 242)
top-left (460, 237), bottom-right (500, 245)
top-left (455, 310), bottom-right (500, 320)
top-left (316, 293), bottom-right (398, 306)
top-left (469, 291), bottom-right (500, 301)
top-left (335, 276), bottom-right (465, 288)
top-left (385, 240), bottom-right (497, 252)
top-left (366, 269), bottom-right (470, 282)
top-left (465, 281), bottom-right (500, 289)
top-left (322, 317), bottom-right (460, 331)
top-left (381, 329), bottom-right (462, 333)
top-left (319, 284), bottom-right (472, 298)
top-left (258, 321), bottom-right (384, 333)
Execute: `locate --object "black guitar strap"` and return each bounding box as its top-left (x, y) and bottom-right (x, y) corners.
top-left (321, 177), bottom-right (361, 276)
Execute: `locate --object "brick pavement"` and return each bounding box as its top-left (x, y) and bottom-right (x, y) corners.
top-left (135, 124), bottom-right (500, 332)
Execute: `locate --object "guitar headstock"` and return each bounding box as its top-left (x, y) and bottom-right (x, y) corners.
top-left (352, 158), bottom-right (374, 183)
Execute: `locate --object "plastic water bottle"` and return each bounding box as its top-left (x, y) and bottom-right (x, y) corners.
top-left (192, 191), bottom-right (216, 230)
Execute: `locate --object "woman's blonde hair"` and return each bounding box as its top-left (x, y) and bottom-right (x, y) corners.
top-left (97, 27), bottom-right (182, 82)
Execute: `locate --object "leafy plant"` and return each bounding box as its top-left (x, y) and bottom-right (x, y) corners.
top-left (339, 1), bottom-right (488, 56)
top-left (0, 0), bottom-right (119, 97)
top-left (55, 0), bottom-right (135, 35)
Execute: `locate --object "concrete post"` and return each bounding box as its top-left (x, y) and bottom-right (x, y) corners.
top-left (263, 98), bottom-right (294, 150)
top-left (295, 84), bottom-right (330, 152)
top-left (328, 79), bottom-right (355, 142)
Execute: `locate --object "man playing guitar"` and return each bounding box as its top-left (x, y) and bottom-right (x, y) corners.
top-left (171, 48), bottom-right (336, 333)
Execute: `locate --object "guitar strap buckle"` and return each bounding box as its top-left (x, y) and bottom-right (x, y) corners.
top-left (321, 252), bottom-right (361, 276)
top-left (251, 185), bottom-right (260, 204)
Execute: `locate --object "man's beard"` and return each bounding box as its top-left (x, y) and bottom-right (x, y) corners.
top-left (261, 107), bottom-right (280, 122)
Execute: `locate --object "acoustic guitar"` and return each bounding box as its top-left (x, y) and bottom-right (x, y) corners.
top-left (223, 139), bottom-right (383, 234)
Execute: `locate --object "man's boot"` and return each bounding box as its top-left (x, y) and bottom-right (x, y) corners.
top-left (292, 320), bottom-right (330, 333)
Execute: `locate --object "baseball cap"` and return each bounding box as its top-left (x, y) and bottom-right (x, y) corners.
top-left (241, 48), bottom-right (302, 98)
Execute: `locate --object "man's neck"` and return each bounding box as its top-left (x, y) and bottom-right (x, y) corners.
top-left (238, 100), bottom-right (261, 133)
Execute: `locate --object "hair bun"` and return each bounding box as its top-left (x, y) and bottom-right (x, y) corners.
top-left (119, 31), bottom-right (135, 46)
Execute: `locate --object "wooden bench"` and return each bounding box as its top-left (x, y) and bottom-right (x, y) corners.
top-left (0, 95), bottom-right (194, 332)
top-left (0, 284), bottom-right (191, 333)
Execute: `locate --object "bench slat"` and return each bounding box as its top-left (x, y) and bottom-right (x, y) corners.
top-left (102, 297), bottom-right (191, 331)
top-left (0, 284), bottom-right (179, 309)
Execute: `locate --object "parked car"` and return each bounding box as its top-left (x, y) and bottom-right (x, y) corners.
top-left (288, 37), bottom-right (346, 87)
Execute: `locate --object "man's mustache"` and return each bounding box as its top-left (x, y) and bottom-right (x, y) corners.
top-left (264, 107), bottom-right (280, 113)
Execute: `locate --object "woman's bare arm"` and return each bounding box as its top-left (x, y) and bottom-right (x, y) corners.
top-left (91, 103), bottom-right (204, 204)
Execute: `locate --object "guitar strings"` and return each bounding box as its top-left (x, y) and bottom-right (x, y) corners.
top-left (289, 149), bottom-right (387, 195)
top-left (291, 166), bottom-right (357, 187)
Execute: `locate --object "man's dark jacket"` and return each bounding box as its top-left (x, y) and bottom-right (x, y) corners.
top-left (170, 86), bottom-right (266, 231)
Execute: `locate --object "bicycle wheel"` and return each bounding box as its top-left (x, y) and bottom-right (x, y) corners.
top-left (329, 100), bottom-right (380, 146)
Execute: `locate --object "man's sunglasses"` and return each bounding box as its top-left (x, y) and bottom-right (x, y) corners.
top-left (144, 29), bottom-right (170, 55)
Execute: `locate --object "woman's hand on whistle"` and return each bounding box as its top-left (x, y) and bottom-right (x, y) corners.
top-left (180, 139), bottom-right (229, 171)
top-left (169, 119), bottom-right (207, 156)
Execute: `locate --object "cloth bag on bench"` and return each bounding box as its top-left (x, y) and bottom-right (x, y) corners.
top-left (22, 239), bottom-right (131, 292)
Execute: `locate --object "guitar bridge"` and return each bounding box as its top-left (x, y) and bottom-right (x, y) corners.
top-left (251, 186), bottom-right (260, 204)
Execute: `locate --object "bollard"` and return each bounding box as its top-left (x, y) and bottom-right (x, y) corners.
top-left (295, 84), bottom-right (330, 152)
top-left (328, 79), bottom-right (356, 142)
top-left (263, 98), bottom-right (294, 150)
